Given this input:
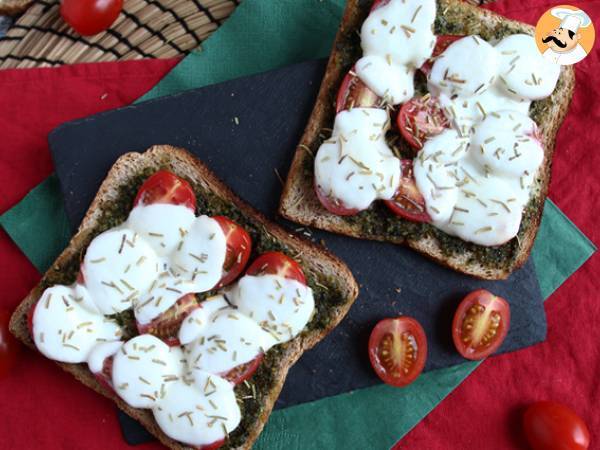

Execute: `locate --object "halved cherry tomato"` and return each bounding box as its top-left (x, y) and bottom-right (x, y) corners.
top-left (221, 354), bottom-right (264, 385)
top-left (452, 289), bottom-right (510, 360)
top-left (200, 439), bottom-right (226, 450)
top-left (314, 182), bottom-right (361, 216)
top-left (213, 216), bottom-right (252, 288)
top-left (60, 0), bottom-right (123, 36)
top-left (384, 160), bottom-right (431, 222)
top-left (0, 308), bottom-right (19, 377)
top-left (368, 316), bottom-right (427, 387)
top-left (419, 35), bottom-right (464, 76)
top-left (396, 96), bottom-right (450, 150)
top-left (94, 355), bottom-right (116, 394)
top-left (370, 0), bottom-right (390, 11)
top-left (336, 66), bottom-right (380, 113)
top-left (524, 401), bottom-right (590, 450)
top-left (137, 294), bottom-right (200, 346)
top-left (134, 170), bottom-right (197, 211)
top-left (246, 252), bottom-right (306, 285)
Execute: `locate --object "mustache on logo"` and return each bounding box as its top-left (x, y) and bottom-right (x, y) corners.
top-left (542, 35), bottom-right (567, 48)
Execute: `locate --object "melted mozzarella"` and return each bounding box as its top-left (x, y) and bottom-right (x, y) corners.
top-left (357, 0), bottom-right (436, 104)
top-left (87, 340), bottom-right (122, 374)
top-left (32, 285), bottom-right (122, 363)
top-left (83, 228), bottom-right (159, 315)
top-left (126, 204), bottom-right (196, 256)
top-left (112, 335), bottom-right (185, 409)
top-left (314, 108), bottom-right (401, 211)
top-left (495, 34), bottom-right (561, 100)
top-left (154, 372), bottom-right (240, 447)
top-left (227, 274), bottom-right (315, 343)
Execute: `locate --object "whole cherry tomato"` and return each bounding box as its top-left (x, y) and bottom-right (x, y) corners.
top-left (61, 0), bottom-right (124, 36)
top-left (523, 401), bottom-right (590, 450)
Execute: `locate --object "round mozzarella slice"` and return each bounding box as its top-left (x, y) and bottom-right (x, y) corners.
top-left (153, 373), bottom-right (240, 447)
top-left (355, 56), bottom-right (415, 105)
top-left (178, 307), bottom-right (210, 346)
top-left (126, 204), bottom-right (196, 257)
top-left (228, 274), bottom-right (315, 343)
top-left (112, 335), bottom-right (184, 409)
top-left (185, 308), bottom-right (276, 374)
top-left (87, 340), bottom-right (122, 374)
top-left (83, 228), bottom-right (159, 315)
top-left (32, 285), bottom-right (122, 363)
top-left (429, 35), bottom-right (499, 98)
top-left (171, 216), bottom-right (227, 292)
top-left (495, 34), bottom-right (560, 100)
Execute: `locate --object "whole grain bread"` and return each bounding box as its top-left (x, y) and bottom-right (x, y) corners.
top-left (0, 0), bottom-right (31, 15)
top-left (279, 0), bottom-right (575, 280)
top-left (9, 145), bottom-right (359, 450)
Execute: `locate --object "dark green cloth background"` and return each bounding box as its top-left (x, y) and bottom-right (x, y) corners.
top-left (0, 1), bottom-right (595, 448)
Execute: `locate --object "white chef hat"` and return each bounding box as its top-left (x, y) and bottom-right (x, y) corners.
top-left (551, 7), bottom-right (592, 33)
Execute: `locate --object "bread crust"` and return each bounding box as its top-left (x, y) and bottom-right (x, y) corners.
top-left (9, 145), bottom-right (359, 450)
top-left (279, 0), bottom-right (575, 280)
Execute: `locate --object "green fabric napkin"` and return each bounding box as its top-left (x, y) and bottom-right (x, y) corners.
top-left (0, 0), bottom-right (595, 449)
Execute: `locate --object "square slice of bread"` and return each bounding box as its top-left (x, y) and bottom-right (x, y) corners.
top-left (279, 0), bottom-right (575, 280)
top-left (10, 145), bottom-right (359, 450)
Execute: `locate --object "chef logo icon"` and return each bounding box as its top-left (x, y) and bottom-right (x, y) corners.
top-left (535, 5), bottom-right (595, 65)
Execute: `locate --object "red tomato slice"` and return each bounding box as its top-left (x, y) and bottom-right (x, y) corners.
top-left (314, 181), bottom-right (361, 216)
top-left (396, 96), bottom-right (450, 150)
top-left (336, 66), bottom-right (380, 113)
top-left (452, 289), bottom-right (510, 360)
top-left (0, 308), bottom-right (19, 377)
top-left (419, 35), bottom-right (464, 76)
top-left (134, 170), bottom-right (197, 211)
top-left (212, 216), bottom-right (252, 288)
top-left (370, 0), bottom-right (390, 11)
top-left (246, 252), bottom-right (306, 285)
top-left (93, 355), bottom-right (116, 394)
top-left (368, 316), bottom-right (427, 387)
top-left (221, 354), bottom-right (264, 385)
top-left (199, 439), bottom-right (226, 450)
top-left (524, 401), bottom-right (590, 450)
top-left (384, 159), bottom-right (431, 222)
top-left (60, 0), bottom-right (123, 36)
top-left (136, 294), bottom-right (200, 346)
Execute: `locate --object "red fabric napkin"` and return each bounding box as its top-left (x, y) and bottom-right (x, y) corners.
top-left (0, 58), bottom-right (177, 450)
top-left (395, 0), bottom-right (600, 448)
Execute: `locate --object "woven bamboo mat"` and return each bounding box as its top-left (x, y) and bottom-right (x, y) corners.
top-left (0, 0), bottom-right (494, 70)
top-left (0, 0), bottom-right (239, 69)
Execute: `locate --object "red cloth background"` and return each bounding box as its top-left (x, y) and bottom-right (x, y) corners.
top-left (0, 1), bottom-right (597, 448)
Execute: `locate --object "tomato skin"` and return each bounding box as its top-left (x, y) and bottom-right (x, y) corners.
top-left (396, 96), bottom-right (450, 150)
top-left (368, 316), bottom-right (427, 387)
top-left (221, 354), bottom-right (263, 385)
top-left (384, 159), bottom-right (431, 223)
top-left (314, 182), bottom-right (361, 216)
top-left (419, 35), bottom-right (464, 76)
top-left (452, 290), bottom-right (510, 360)
top-left (335, 67), bottom-right (380, 113)
top-left (246, 252), bottom-right (306, 285)
top-left (212, 216), bottom-right (252, 288)
top-left (0, 308), bottom-right (20, 377)
top-left (524, 401), bottom-right (590, 450)
top-left (60, 0), bottom-right (123, 36)
top-left (134, 170), bottom-right (197, 211)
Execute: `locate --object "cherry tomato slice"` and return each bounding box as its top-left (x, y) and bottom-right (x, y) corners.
top-left (396, 96), bottom-right (450, 150)
top-left (314, 181), bottom-right (361, 216)
top-left (452, 289), bottom-right (510, 360)
top-left (212, 216), bottom-right (252, 288)
top-left (524, 401), bottom-right (590, 450)
top-left (384, 160), bottom-right (431, 222)
top-left (93, 355), bottom-right (116, 394)
top-left (136, 294), bottom-right (200, 346)
top-left (336, 66), bottom-right (380, 113)
top-left (0, 308), bottom-right (19, 377)
top-left (134, 170), bottom-right (197, 211)
top-left (60, 0), bottom-right (123, 36)
top-left (221, 354), bottom-right (264, 385)
top-left (200, 439), bottom-right (226, 450)
top-left (419, 35), bottom-right (464, 76)
top-left (368, 316), bottom-right (427, 387)
top-left (246, 252), bottom-right (306, 285)
top-left (370, 0), bottom-right (390, 11)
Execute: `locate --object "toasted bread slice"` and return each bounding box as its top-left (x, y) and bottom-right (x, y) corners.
top-left (9, 145), bottom-right (359, 450)
top-left (0, 0), bottom-right (31, 15)
top-left (279, 0), bottom-right (575, 280)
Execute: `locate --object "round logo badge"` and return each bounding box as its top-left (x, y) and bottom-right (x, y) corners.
top-left (535, 5), bottom-right (595, 65)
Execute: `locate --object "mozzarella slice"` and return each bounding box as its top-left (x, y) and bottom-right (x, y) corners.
top-left (87, 340), bottom-right (123, 374)
top-left (32, 285), bottom-right (122, 363)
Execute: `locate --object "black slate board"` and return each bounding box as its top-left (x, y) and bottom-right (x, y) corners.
top-left (48, 59), bottom-right (547, 442)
